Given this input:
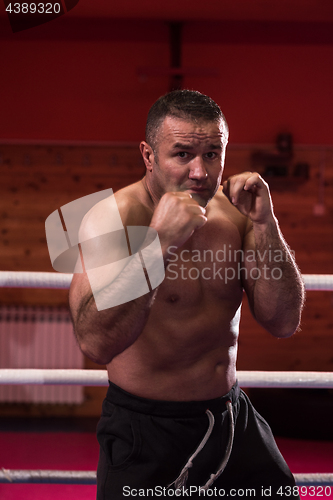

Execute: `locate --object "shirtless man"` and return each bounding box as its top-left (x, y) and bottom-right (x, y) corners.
top-left (69, 90), bottom-right (304, 499)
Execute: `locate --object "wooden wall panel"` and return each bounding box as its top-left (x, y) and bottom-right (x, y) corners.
top-left (0, 144), bottom-right (145, 305)
top-left (0, 143), bottom-right (332, 416)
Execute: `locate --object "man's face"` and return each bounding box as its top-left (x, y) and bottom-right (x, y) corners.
top-left (148, 116), bottom-right (227, 207)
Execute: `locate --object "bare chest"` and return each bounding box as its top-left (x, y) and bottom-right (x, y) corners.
top-left (159, 215), bottom-right (245, 305)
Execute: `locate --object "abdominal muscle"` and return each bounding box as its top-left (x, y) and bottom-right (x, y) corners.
top-left (106, 293), bottom-right (242, 402)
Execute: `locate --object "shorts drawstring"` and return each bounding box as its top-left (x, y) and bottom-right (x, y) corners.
top-left (201, 400), bottom-right (235, 490)
top-left (168, 400), bottom-right (235, 490)
top-left (168, 409), bottom-right (215, 489)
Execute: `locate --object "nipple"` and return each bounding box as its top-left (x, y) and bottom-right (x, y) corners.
top-left (167, 294), bottom-right (180, 303)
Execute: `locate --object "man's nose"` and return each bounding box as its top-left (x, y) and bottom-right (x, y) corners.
top-left (189, 157), bottom-right (208, 180)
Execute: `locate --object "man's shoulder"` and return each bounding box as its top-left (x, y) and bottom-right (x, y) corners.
top-left (114, 181), bottom-right (152, 226)
top-left (79, 181), bottom-right (151, 240)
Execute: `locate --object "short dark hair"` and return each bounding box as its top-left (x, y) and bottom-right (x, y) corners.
top-left (145, 89), bottom-right (229, 150)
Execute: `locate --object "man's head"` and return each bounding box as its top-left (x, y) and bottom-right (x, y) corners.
top-left (145, 89), bottom-right (228, 153)
top-left (141, 90), bottom-right (228, 207)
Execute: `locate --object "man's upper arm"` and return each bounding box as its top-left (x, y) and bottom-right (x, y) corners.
top-left (69, 271), bottom-right (92, 325)
top-left (69, 192), bottom-right (151, 323)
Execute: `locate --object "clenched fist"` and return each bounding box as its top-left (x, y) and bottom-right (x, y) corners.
top-left (223, 172), bottom-right (274, 225)
top-left (150, 192), bottom-right (207, 259)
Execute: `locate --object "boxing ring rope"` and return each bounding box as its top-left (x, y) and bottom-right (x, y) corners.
top-left (0, 271), bottom-right (333, 291)
top-left (0, 469), bottom-right (97, 484)
top-left (1, 368), bottom-right (333, 388)
top-left (1, 271), bottom-right (333, 486)
top-left (0, 469), bottom-right (332, 486)
top-left (0, 271), bottom-right (72, 289)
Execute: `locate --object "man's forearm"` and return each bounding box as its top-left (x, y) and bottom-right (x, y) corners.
top-left (74, 287), bottom-right (157, 365)
top-left (247, 216), bottom-right (305, 337)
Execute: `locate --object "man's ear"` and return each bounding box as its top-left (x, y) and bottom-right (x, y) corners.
top-left (140, 142), bottom-right (155, 172)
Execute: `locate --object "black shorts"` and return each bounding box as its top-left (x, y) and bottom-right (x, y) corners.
top-left (96, 381), bottom-right (299, 499)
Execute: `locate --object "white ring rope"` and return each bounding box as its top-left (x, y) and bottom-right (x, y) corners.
top-left (237, 371), bottom-right (333, 388)
top-left (295, 474), bottom-right (333, 486)
top-left (0, 271), bottom-right (333, 291)
top-left (0, 271), bottom-right (71, 289)
top-left (0, 369), bottom-right (109, 386)
top-left (0, 469), bottom-right (332, 485)
top-left (302, 274), bottom-right (333, 291)
top-left (0, 369), bottom-right (333, 388)
top-left (0, 468), bottom-right (97, 484)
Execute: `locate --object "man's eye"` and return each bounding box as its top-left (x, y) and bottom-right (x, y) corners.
top-left (177, 152), bottom-right (188, 158)
top-left (205, 152), bottom-right (217, 159)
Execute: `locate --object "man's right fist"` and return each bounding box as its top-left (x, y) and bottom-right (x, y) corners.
top-left (150, 192), bottom-right (207, 259)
